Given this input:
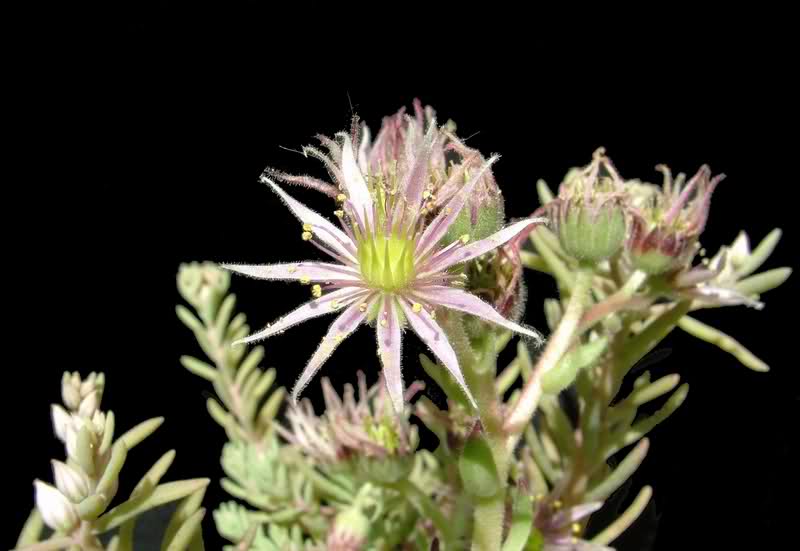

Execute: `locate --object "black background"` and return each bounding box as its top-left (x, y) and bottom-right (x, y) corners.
top-left (7, 6), bottom-right (798, 550)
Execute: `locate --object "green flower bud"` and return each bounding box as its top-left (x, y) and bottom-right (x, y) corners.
top-left (327, 505), bottom-right (370, 550)
top-left (549, 149), bottom-right (627, 265)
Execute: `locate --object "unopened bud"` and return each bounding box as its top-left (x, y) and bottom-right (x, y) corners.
top-left (52, 405), bottom-right (72, 442)
top-left (34, 480), bottom-right (79, 532)
top-left (327, 505), bottom-right (370, 550)
top-left (52, 461), bottom-right (90, 503)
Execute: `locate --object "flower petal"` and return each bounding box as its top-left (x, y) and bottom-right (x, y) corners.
top-left (263, 178), bottom-right (358, 264)
top-left (341, 134), bottom-right (374, 230)
top-left (291, 295), bottom-right (376, 402)
top-left (398, 121), bottom-right (438, 213)
top-left (422, 217), bottom-right (546, 274)
top-left (415, 155), bottom-right (499, 260)
top-left (235, 287), bottom-right (368, 345)
top-left (399, 298), bottom-right (477, 408)
top-left (377, 295), bottom-right (404, 413)
top-left (413, 286), bottom-right (543, 342)
top-left (221, 261), bottom-right (362, 285)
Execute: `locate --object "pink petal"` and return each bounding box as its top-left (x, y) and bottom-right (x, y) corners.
top-left (376, 295), bottom-right (404, 413)
top-left (235, 287), bottom-right (368, 345)
top-left (222, 261), bottom-right (362, 284)
top-left (291, 294), bottom-right (376, 402)
top-left (422, 217), bottom-right (546, 274)
top-left (398, 122), bottom-right (437, 214)
top-left (415, 155), bottom-right (499, 260)
top-left (341, 134), bottom-right (374, 230)
top-left (263, 178), bottom-right (358, 264)
top-left (399, 298), bottom-right (477, 408)
top-left (412, 286), bottom-right (542, 342)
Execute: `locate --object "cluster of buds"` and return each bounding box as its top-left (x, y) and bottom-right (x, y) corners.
top-left (36, 372), bottom-right (116, 533)
top-left (548, 149), bottom-right (628, 265)
top-left (278, 372), bottom-right (421, 484)
top-left (627, 164), bottom-right (722, 275)
top-left (177, 260), bottom-right (231, 320)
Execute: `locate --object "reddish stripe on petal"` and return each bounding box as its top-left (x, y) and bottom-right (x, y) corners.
top-left (235, 287), bottom-right (369, 345)
top-left (222, 261), bottom-right (361, 284)
top-left (341, 135), bottom-right (374, 231)
top-left (423, 218), bottom-right (546, 274)
top-left (415, 155), bottom-right (499, 261)
top-left (377, 295), bottom-right (404, 413)
top-left (291, 294), bottom-right (377, 403)
top-left (263, 178), bottom-right (358, 264)
top-left (412, 286), bottom-right (542, 342)
top-left (399, 298), bottom-right (477, 408)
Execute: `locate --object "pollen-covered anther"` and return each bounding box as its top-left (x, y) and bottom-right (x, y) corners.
top-left (330, 300), bottom-right (340, 310)
top-left (571, 523), bottom-right (581, 535)
top-left (412, 303), bottom-right (423, 313)
top-left (358, 302), bottom-right (368, 313)
top-left (460, 234), bottom-right (470, 244)
top-left (301, 231), bottom-right (313, 241)
top-left (336, 193), bottom-right (346, 203)
top-left (380, 319), bottom-right (388, 327)
top-left (299, 275), bottom-right (311, 285)
top-left (334, 209), bottom-right (344, 218)
top-left (311, 284), bottom-right (322, 298)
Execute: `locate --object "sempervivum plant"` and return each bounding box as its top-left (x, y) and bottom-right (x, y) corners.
top-left (222, 104), bottom-right (545, 412)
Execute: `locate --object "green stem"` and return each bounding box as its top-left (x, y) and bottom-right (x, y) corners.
top-left (504, 269), bottom-right (593, 441)
top-left (395, 479), bottom-right (454, 546)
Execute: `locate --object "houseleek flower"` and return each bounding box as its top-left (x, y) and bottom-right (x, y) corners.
top-left (223, 109), bottom-right (544, 411)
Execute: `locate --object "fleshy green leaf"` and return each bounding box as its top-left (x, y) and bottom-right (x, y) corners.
top-left (94, 479), bottom-right (210, 533)
top-left (117, 417), bottom-right (165, 450)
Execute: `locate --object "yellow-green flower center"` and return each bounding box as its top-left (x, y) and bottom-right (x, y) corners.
top-left (357, 231), bottom-right (416, 291)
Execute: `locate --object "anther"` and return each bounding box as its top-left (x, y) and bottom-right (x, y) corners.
top-left (312, 284), bottom-right (322, 298)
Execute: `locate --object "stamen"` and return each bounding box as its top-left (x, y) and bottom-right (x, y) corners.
top-left (412, 302), bottom-right (423, 313)
top-left (311, 284), bottom-right (322, 298)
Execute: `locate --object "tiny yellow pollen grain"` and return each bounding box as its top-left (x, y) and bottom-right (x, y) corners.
top-left (359, 302), bottom-right (368, 312)
top-left (312, 284), bottom-right (322, 298)
top-left (552, 499), bottom-right (563, 509)
top-left (422, 190), bottom-right (431, 199)
top-left (334, 209), bottom-right (344, 217)
top-left (445, 207), bottom-right (452, 215)
top-left (571, 523), bottom-right (581, 535)
top-left (302, 223), bottom-right (313, 231)
top-left (287, 266), bottom-right (297, 274)
top-left (460, 234), bottom-right (470, 244)
top-left (380, 319), bottom-right (388, 327)
top-left (412, 302), bottom-right (422, 313)
top-left (330, 300), bottom-right (340, 310)
top-left (299, 275), bottom-right (311, 285)
top-left (336, 193), bottom-right (347, 202)
top-left (302, 231), bottom-right (313, 241)
top-left (430, 309), bottom-right (436, 320)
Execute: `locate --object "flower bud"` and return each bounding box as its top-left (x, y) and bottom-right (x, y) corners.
top-left (52, 460), bottom-right (90, 503)
top-left (327, 505), bottom-right (370, 550)
top-left (78, 390), bottom-right (100, 418)
top-left (34, 480), bottom-right (79, 532)
top-left (177, 261), bottom-right (230, 311)
top-left (549, 149), bottom-right (627, 265)
top-left (52, 404), bottom-right (72, 442)
top-left (627, 165), bottom-right (722, 274)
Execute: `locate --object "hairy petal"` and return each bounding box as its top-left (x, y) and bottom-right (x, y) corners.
top-left (291, 295), bottom-right (375, 403)
top-left (377, 295), bottom-right (404, 412)
top-left (341, 134), bottom-right (374, 230)
top-left (413, 286), bottom-right (543, 342)
top-left (399, 298), bottom-right (477, 408)
top-left (235, 287), bottom-right (368, 345)
top-left (263, 178), bottom-right (358, 264)
top-left (423, 217), bottom-right (546, 273)
top-left (415, 155), bottom-right (499, 259)
top-left (221, 261), bottom-right (362, 284)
